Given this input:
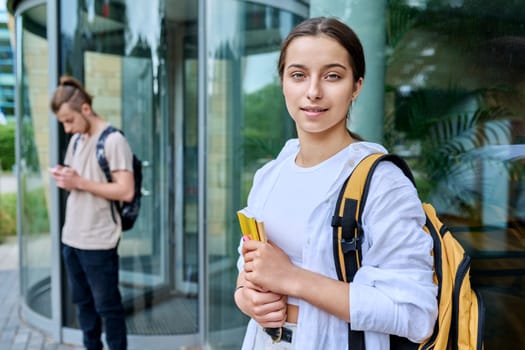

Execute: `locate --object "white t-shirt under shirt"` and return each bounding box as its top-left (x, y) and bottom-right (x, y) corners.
top-left (61, 123), bottom-right (134, 250)
top-left (261, 146), bottom-right (350, 306)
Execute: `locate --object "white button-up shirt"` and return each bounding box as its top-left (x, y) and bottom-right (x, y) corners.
top-left (238, 139), bottom-right (438, 350)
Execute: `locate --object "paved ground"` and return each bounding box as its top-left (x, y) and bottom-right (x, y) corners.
top-left (0, 174), bottom-right (81, 349)
top-left (0, 240), bottom-right (82, 350)
top-left (0, 173), bottom-right (16, 194)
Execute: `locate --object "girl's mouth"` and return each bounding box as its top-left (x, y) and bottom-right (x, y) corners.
top-left (301, 106), bottom-right (328, 113)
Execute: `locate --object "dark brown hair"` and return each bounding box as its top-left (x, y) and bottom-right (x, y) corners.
top-left (277, 17), bottom-right (365, 83)
top-left (50, 76), bottom-right (93, 113)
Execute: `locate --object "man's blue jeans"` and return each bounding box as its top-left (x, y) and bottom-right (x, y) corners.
top-left (62, 244), bottom-right (127, 350)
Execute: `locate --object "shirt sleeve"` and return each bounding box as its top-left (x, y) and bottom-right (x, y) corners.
top-left (349, 161), bottom-right (438, 343)
top-left (235, 157), bottom-right (279, 272)
top-left (104, 132), bottom-right (134, 173)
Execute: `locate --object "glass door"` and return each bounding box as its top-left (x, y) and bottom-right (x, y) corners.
top-left (118, 54), bottom-right (170, 319)
top-left (58, 0), bottom-right (174, 337)
top-left (17, 1), bottom-right (53, 320)
top-left (203, 1), bottom-right (306, 348)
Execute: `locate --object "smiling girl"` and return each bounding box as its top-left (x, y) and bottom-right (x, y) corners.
top-left (234, 17), bottom-right (438, 350)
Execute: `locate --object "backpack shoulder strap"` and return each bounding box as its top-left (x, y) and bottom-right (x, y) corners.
top-left (96, 125), bottom-right (122, 183)
top-left (332, 152), bottom-right (416, 281)
top-left (332, 153), bottom-right (383, 282)
top-left (332, 152), bottom-right (418, 350)
top-left (96, 125), bottom-right (124, 224)
top-left (332, 153), bottom-right (383, 350)
top-left (72, 133), bottom-right (82, 154)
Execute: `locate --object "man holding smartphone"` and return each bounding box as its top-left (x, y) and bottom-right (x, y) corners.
top-left (48, 76), bottom-right (134, 350)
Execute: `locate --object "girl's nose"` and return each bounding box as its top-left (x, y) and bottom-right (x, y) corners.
top-left (307, 79), bottom-right (322, 100)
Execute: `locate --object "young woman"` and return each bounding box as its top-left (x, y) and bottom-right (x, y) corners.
top-left (234, 17), bottom-right (438, 349)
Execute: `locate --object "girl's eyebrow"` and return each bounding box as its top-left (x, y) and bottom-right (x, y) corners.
top-left (286, 63), bottom-right (306, 70)
top-left (286, 63), bottom-right (348, 71)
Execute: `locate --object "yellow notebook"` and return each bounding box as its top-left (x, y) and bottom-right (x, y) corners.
top-left (237, 210), bottom-right (267, 242)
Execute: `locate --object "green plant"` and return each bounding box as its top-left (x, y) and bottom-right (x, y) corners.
top-left (0, 184), bottom-right (51, 240)
top-left (383, 1), bottom-right (520, 220)
top-left (20, 119), bottom-right (41, 172)
top-left (241, 83), bottom-right (296, 201)
top-left (243, 83), bottom-right (294, 163)
top-left (21, 185), bottom-right (50, 235)
top-left (0, 121), bottom-right (15, 171)
top-left (0, 192), bottom-right (17, 240)
top-left (386, 86), bottom-right (516, 223)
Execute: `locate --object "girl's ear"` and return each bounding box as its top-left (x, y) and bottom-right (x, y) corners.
top-left (351, 77), bottom-right (364, 101)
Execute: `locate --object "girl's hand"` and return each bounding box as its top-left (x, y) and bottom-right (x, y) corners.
top-left (242, 239), bottom-right (298, 296)
top-left (234, 286), bottom-right (287, 328)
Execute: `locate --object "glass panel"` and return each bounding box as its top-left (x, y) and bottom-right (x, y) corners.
top-left (170, 0), bottom-right (200, 335)
top-left (205, 0), bottom-right (304, 348)
top-left (18, 3), bottom-right (52, 318)
top-left (58, 0), bottom-right (198, 337)
top-left (383, 1), bottom-right (525, 348)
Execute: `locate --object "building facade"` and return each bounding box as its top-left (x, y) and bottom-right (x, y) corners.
top-left (0, 4), bottom-right (14, 122)
top-left (8, 0), bottom-right (525, 349)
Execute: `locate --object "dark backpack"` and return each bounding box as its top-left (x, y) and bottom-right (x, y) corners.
top-left (331, 153), bottom-right (485, 350)
top-left (74, 125), bottom-right (142, 231)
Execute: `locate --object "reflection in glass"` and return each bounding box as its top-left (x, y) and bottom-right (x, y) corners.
top-left (384, 1), bottom-right (525, 348)
top-left (58, 0), bottom-right (194, 337)
top-left (204, 0), bottom-right (304, 347)
top-left (18, 3), bottom-right (52, 318)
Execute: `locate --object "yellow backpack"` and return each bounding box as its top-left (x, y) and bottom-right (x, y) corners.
top-left (331, 153), bottom-right (485, 350)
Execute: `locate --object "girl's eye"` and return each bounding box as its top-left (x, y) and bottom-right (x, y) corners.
top-left (325, 73), bottom-right (341, 80)
top-left (291, 72), bottom-right (305, 80)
